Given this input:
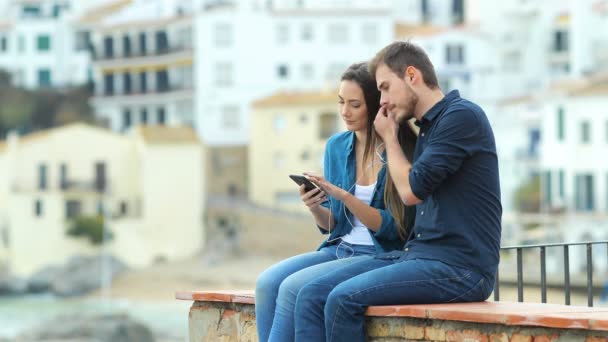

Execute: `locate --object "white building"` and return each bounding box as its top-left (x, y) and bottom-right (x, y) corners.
top-left (194, 0), bottom-right (395, 146)
top-left (87, 0), bottom-right (195, 132)
top-left (0, 123), bottom-right (205, 277)
top-left (0, 0), bottom-right (109, 89)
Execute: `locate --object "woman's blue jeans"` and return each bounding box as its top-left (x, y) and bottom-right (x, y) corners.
top-left (255, 241), bottom-right (375, 342)
top-left (294, 252), bottom-right (495, 342)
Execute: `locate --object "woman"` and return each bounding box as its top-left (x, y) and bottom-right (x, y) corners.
top-left (255, 62), bottom-right (417, 342)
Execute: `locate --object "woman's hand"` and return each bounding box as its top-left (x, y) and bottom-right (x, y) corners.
top-left (300, 184), bottom-right (327, 211)
top-left (303, 172), bottom-right (348, 201)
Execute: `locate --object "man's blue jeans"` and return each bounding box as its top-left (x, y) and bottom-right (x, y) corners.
top-left (255, 242), bottom-right (375, 342)
top-left (294, 253), bottom-right (494, 342)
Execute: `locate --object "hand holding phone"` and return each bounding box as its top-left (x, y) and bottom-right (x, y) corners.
top-left (289, 174), bottom-right (319, 193)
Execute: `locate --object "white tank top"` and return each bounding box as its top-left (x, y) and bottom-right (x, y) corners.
top-left (341, 182), bottom-right (376, 246)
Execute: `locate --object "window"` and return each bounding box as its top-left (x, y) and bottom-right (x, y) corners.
top-left (439, 78), bottom-right (451, 91)
top-left (543, 170), bottom-right (552, 208)
top-left (273, 115), bottom-right (286, 133)
top-left (59, 163), bottom-right (68, 190)
top-left (361, 23), bottom-right (377, 44)
top-left (157, 107), bottom-right (166, 125)
top-left (103, 36), bottom-right (114, 58)
top-left (221, 105), bottom-right (240, 129)
top-left (34, 200), bottom-right (43, 217)
top-left (38, 69), bottom-right (51, 87)
top-left (122, 34), bottom-right (131, 57)
top-left (214, 23), bottom-right (233, 47)
top-left (21, 5), bottom-right (41, 17)
top-left (277, 64), bottom-right (289, 79)
top-left (140, 108), bottom-right (148, 124)
top-left (139, 72), bottom-right (147, 92)
top-left (0, 36), bottom-right (7, 51)
top-left (301, 24), bottom-right (313, 41)
top-left (553, 30), bottom-right (569, 52)
top-left (276, 24), bottom-right (289, 44)
top-left (119, 201), bottom-right (128, 215)
top-left (104, 73), bottom-right (114, 95)
top-left (38, 163), bottom-right (48, 190)
top-left (446, 44), bottom-right (465, 64)
top-left (215, 62), bottom-right (233, 87)
top-left (301, 150), bottom-right (310, 161)
top-left (581, 121), bottom-right (591, 143)
top-left (328, 24), bottom-right (348, 43)
top-left (156, 69), bottom-right (169, 92)
top-left (574, 174), bottom-right (594, 211)
top-left (319, 113), bottom-right (338, 139)
top-left (299, 114), bottom-right (308, 124)
top-left (301, 64), bottom-right (313, 80)
top-left (155, 30), bottom-right (169, 54)
top-left (452, 0), bottom-right (465, 24)
top-left (94, 162), bottom-right (106, 193)
top-left (75, 30), bottom-right (91, 51)
top-left (37, 35), bottom-right (51, 51)
top-left (421, 0), bottom-right (431, 23)
top-left (139, 32), bottom-right (147, 55)
top-left (557, 106), bottom-right (565, 141)
top-left (122, 109), bottom-right (132, 130)
top-left (65, 200), bottom-right (82, 219)
top-left (123, 73), bottom-right (132, 94)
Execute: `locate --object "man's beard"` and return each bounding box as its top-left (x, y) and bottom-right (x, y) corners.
top-left (397, 89), bottom-right (418, 123)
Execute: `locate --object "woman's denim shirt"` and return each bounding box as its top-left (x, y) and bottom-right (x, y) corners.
top-left (317, 131), bottom-right (406, 253)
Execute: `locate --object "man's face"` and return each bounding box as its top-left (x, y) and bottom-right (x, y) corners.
top-left (376, 64), bottom-right (418, 123)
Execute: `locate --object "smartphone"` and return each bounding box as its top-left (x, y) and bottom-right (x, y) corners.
top-left (289, 174), bottom-right (320, 192)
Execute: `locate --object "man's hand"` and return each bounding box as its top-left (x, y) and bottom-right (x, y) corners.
top-left (374, 105), bottom-right (398, 141)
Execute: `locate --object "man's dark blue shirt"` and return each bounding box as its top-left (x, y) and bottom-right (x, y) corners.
top-left (404, 90), bottom-right (502, 279)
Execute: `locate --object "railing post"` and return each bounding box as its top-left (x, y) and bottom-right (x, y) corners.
top-left (517, 248), bottom-right (523, 302)
top-left (540, 246), bottom-right (547, 303)
top-left (587, 243), bottom-right (593, 307)
top-left (564, 245), bottom-right (570, 305)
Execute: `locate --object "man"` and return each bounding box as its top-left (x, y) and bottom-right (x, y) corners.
top-left (293, 41), bottom-right (502, 341)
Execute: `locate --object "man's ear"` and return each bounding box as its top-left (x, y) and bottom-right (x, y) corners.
top-left (406, 66), bottom-right (415, 82)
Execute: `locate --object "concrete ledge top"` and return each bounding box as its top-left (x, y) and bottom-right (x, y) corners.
top-left (176, 290), bottom-right (608, 331)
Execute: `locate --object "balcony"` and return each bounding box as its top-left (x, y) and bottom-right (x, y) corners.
top-left (93, 45), bottom-right (193, 66)
top-left (91, 84), bottom-right (194, 105)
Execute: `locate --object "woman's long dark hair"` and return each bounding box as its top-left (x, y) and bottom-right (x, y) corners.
top-left (340, 62), bottom-right (417, 240)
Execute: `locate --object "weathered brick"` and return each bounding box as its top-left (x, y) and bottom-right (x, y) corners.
top-left (403, 326), bottom-right (426, 340)
top-left (511, 333), bottom-right (533, 342)
top-left (446, 329), bottom-right (489, 342)
top-left (490, 332), bottom-right (509, 342)
top-left (585, 337), bottom-right (608, 342)
top-left (367, 321), bottom-right (392, 337)
top-left (426, 326), bottom-right (447, 341)
top-left (533, 334), bottom-right (559, 342)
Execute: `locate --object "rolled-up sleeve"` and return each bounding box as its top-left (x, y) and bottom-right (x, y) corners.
top-left (409, 109), bottom-right (480, 200)
top-left (372, 207), bottom-right (399, 241)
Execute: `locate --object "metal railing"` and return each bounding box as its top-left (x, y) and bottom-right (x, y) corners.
top-left (494, 240), bottom-right (608, 307)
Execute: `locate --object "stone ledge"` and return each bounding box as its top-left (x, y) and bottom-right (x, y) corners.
top-left (176, 290), bottom-right (608, 332)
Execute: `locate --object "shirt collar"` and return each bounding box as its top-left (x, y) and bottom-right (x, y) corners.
top-left (415, 90), bottom-right (460, 126)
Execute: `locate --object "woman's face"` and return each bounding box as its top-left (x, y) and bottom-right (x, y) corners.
top-left (338, 80), bottom-right (368, 133)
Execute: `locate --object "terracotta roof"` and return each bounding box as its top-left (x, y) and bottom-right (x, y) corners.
top-left (0, 123), bottom-right (113, 147)
top-left (136, 125), bottom-right (199, 144)
top-left (0, 141), bottom-right (5, 153)
top-left (497, 95), bottom-right (535, 107)
top-left (550, 72), bottom-right (608, 96)
top-left (253, 89), bottom-right (338, 108)
top-left (77, 0), bottom-right (133, 24)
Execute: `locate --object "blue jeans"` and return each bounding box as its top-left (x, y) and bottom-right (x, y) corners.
top-left (294, 253), bottom-right (494, 342)
top-left (255, 241), bottom-right (376, 342)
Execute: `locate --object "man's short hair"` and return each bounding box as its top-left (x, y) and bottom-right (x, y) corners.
top-left (369, 41), bottom-right (439, 89)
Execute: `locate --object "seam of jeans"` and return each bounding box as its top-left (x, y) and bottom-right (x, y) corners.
top-left (328, 270), bottom-right (473, 341)
top-left (447, 277), bottom-right (484, 303)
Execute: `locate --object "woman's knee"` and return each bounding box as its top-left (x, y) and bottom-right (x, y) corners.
top-left (255, 267), bottom-right (282, 298)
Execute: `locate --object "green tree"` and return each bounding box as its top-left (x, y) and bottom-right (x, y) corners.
top-left (513, 175), bottom-right (541, 213)
top-left (66, 215), bottom-right (113, 245)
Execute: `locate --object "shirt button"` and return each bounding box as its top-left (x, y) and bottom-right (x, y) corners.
top-left (421, 211), bottom-right (424, 215)
top-left (404, 248), bottom-right (409, 252)
top-left (417, 233), bottom-right (421, 238)
top-left (421, 133), bottom-right (425, 137)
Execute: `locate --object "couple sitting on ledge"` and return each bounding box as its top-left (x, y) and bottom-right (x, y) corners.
top-left (255, 41), bottom-right (502, 342)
